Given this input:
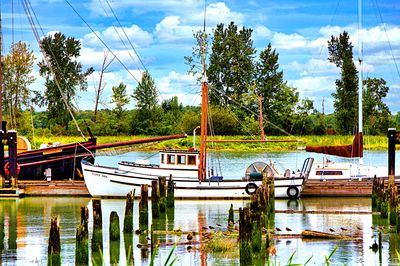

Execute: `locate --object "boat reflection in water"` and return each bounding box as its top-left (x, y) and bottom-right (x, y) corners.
top-left (0, 197), bottom-right (398, 265)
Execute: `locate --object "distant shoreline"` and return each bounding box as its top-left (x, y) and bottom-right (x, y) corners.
top-left (27, 135), bottom-right (391, 152)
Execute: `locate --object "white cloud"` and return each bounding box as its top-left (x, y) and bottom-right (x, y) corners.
top-left (254, 25), bottom-right (272, 39)
top-left (155, 16), bottom-right (194, 43)
top-left (82, 25), bottom-right (153, 49)
top-left (271, 32), bottom-right (308, 50)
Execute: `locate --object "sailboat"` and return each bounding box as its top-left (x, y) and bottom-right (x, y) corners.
top-left (305, 0), bottom-right (394, 182)
top-left (81, 27), bottom-right (314, 199)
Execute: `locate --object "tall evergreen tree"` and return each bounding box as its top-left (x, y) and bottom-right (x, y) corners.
top-left (38, 32), bottom-right (94, 130)
top-left (328, 31), bottom-right (358, 134)
top-left (208, 22), bottom-right (256, 107)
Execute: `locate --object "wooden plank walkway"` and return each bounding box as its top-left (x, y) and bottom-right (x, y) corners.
top-left (18, 180), bottom-right (90, 197)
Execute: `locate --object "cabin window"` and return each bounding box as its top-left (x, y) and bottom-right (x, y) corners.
top-left (161, 154), bottom-right (165, 164)
top-left (167, 154), bottom-right (175, 164)
top-left (316, 170), bottom-right (343, 176)
top-left (177, 155), bottom-right (186, 165)
top-left (188, 155), bottom-right (196, 165)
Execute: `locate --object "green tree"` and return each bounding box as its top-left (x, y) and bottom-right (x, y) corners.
top-left (328, 31), bottom-right (358, 134)
top-left (363, 77), bottom-right (390, 134)
top-left (132, 70), bottom-right (158, 110)
top-left (208, 22), bottom-right (256, 107)
top-left (38, 32), bottom-right (94, 130)
top-left (131, 70), bottom-right (159, 134)
top-left (2, 41), bottom-right (36, 129)
top-left (110, 82), bottom-right (130, 119)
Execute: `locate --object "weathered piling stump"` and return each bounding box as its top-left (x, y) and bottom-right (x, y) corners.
top-left (91, 199), bottom-right (103, 265)
top-left (228, 204), bottom-right (234, 228)
top-left (166, 174), bottom-right (175, 208)
top-left (139, 185), bottom-right (149, 230)
top-left (48, 216), bottom-right (61, 266)
top-left (109, 211), bottom-right (120, 265)
top-left (75, 207), bottom-right (89, 265)
top-left (372, 175), bottom-right (378, 209)
top-left (151, 180), bottom-right (160, 218)
top-left (239, 207), bottom-right (252, 266)
top-left (388, 183), bottom-right (398, 225)
top-left (158, 176), bottom-right (167, 213)
top-left (124, 190), bottom-right (135, 234)
top-left (380, 191), bottom-right (389, 218)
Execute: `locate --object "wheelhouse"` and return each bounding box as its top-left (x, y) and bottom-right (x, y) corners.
top-left (159, 149), bottom-right (199, 169)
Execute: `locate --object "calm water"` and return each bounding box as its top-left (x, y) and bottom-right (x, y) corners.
top-left (0, 197), bottom-right (399, 265)
top-left (0, 150), bottom-right (399, 265)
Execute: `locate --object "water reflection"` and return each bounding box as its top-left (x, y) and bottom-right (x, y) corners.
top-left (0, 197), bottom-right (398, 265)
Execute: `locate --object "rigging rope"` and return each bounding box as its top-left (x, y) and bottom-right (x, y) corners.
top-left (102, 0), bottom-right (148, 72)
top-left (64, 0), bottom-right (140, 84)
top-left (21, 0), bottom-right (86, 139)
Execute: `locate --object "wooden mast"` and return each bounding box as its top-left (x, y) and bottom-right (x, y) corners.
top-left (199, 41), bottom-right (208, 182)
top-left (259, 95), bottom-right (265, 141)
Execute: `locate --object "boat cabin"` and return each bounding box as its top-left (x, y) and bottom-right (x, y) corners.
top-left (159, 149), bottom-right (199, 170)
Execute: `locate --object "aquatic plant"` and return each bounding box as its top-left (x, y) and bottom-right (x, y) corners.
top-left (149, 244), bottom-right (177, 266)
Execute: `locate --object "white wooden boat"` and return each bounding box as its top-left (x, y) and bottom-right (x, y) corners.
top-left (82, 149), bottom-right (314, 199)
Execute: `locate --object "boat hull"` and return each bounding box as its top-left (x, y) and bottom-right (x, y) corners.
top-left (82, 161), bottom-right (305, 199)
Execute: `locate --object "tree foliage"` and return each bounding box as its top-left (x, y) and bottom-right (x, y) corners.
top-left (328, 31), bottom-right (358, 134)
top-left (38, 32), bottom-right (94, 130)
top-left (2, 41), bottom-right (36, 129)
top-left (208, 22), bottom-right (256, 107)
top-left (110, 82), bottom-right (130, 119)
top-left (363, 78), bottom-right (390, 134)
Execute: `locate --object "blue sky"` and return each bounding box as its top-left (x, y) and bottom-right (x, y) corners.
top-left (1, 0), bottom-right (400, 114)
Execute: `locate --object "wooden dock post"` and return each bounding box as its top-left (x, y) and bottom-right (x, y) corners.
top-left (139, 185), bottom-right (149, 229)
top-left (109, 211), bottom-right (120, 265)
top-left (166, 174), bottom-right (175, 208)
top-left (91, 199), bottom-right (103, 265)
top-left (123, 190), bottom-right (134, 234)
top-left (151, 180), bottom-right (160, 218)
top-left (239, 207), bottom-right (252, 266)
top-left (124, 231), bottom-right (134, 266)
top-left (48, 216), bottom-right (61, 266)
top-left (7, 131), bottom-right (18, 188)
top-left (372, 175), bottom-right (378, 209)
top-left (75, 207), bottom-right (89, 265)
top-left (387, 128), bottom-right (399, 225)
top-left (158, 176), bottom-right (167, 213)
top-left (228, 203), bottom-right (234, 228)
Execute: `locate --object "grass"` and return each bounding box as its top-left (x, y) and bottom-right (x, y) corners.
top-left (23, 134), bottom-right (392, 152)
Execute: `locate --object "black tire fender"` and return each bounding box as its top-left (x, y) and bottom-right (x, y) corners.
top-left (245, 182), bottom-right (258, 195)
top-left (287, 185), bottom-right (299, 199)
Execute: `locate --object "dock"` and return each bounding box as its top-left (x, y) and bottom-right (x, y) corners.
top-left (17, 180), bottom-right (90, 197)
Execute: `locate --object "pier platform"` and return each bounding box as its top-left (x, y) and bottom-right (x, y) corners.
top-left (18, 180), bottom-right (90, 197)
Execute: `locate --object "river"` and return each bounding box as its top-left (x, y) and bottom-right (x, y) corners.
top-left (1, 150), bottom-right (399, 265)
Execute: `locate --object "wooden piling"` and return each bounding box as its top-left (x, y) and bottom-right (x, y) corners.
top-left (109, 211), bottom-right (120, 265)
top-left (372, 175), bottom-right (378, 209)
top-left (158, 176), bottom-right (167, 213)
top-left (228, 203), bottom-right (234, 227)
top-left (75, 207), bottom-right (89, 265)
top-left (239, 207), bottom-right (252, 266)
top-left (388, 184), bottom-right (398, 225)
top-left (91, 199), bottom-right (103, 265)
top-left (151, 180), bottom-right (160, 218)
top-left (139, 185), bottom-right (149, 230)
top-left (48, 216), bottom-right (61, 266)
top-left (123, 190), bottom-right (134, 234)
top-left (166, 174), bottom-right (175, 208)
